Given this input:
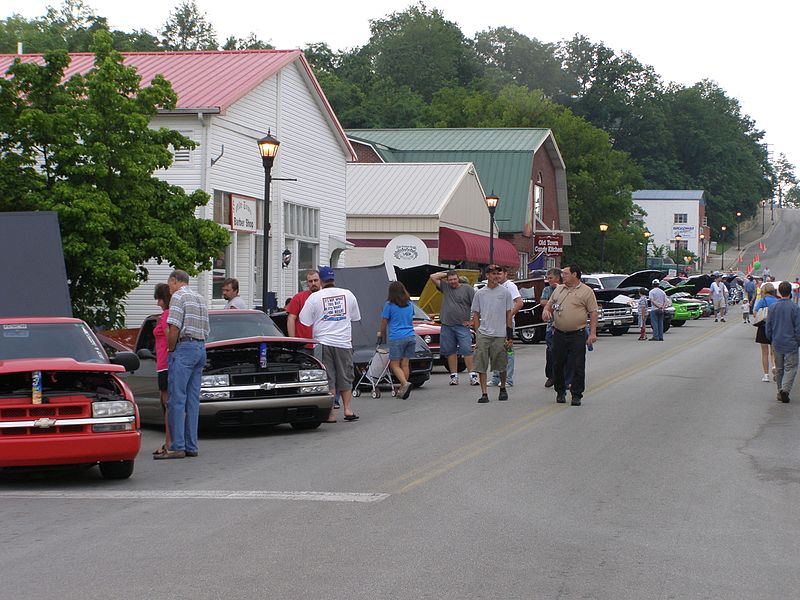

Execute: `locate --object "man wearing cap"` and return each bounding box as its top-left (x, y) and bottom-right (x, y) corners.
top-left (299, 267), bottom-right (361, 422)
top-left (648, 279), bottom-right (668, 341)
top-left (710, 274), bottom-right (729, 322)
top-left (489, 266), bottom-right (523, 387)
top-left (471, 265), bottom-right (514, 403)
top-left (542, 264), bottom-right (598, 406)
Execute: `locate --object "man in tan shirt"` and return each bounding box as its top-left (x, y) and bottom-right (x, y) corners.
top-left (542, 264), bottom-right (598, 406)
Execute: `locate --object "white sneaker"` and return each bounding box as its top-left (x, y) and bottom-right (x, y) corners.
top-left (761, 373), bottom-right (770, 382)
top-left (449, 374), bottom-right (459, 386)
top-left (488, 380), bottom-right (499, 387)
top-left (469, 372), bottom-right (480, 386)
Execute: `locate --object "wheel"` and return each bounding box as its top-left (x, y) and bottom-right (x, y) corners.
top-left (518, 328), bottom-right (538, 344)
top-left (291, 420), bottom-right (322, 430)
top-left (663, 320), bottom-right (671, 332)
top-left (671, 319), bottom-right (685, 327)
top-left (391, 388), bottom-right (398, 397)
top-left (99, 460), bottom-right (134, 480)
top-left (352, 388), bottom-right (361, 397)
top-left (371, 390), bottom-right (380, 398)
top-left (610, 326), bottom-right (629, 336)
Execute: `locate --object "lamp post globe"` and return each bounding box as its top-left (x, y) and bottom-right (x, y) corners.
top-left (257, 131), bottom-right (280, 312)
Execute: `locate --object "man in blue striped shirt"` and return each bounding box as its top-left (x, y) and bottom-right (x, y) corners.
top-left (156, 269), bottom-right (210, 459)
top-left (765, 281), bottom-right (800, 403)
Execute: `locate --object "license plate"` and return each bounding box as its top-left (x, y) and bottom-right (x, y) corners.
top-left (612, 320), bottom-right (622, 326)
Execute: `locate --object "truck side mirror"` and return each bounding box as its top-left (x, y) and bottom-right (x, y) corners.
top-left (136, 348), bottom-right (156, 360)
top-left (112, 351), bottom-right (140, 373)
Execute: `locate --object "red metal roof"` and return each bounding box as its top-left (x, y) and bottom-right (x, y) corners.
top-left (439, 227), bottom-right (518, 267)
top-left (0, 50), bottom-right (356, 159)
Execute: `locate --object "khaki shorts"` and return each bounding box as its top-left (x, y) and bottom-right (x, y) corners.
top-left (473, 331), bottom-right (508, 373)
top-left (322, 345), bottom-right (354, 392)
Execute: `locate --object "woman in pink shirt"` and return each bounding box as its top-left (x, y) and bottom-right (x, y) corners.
top-left (153, 283), bottom-right (172, 456)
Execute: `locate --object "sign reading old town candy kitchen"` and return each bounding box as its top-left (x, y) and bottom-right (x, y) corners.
top-left (533, 234), bottom-right (563, 256)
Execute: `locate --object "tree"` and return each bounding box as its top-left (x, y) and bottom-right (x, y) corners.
top-left (771, 153), bottom-right (797, 208)
top-left (160, 0), bottom-right (217, 51)
top-left (222, 33), bottom-right (272, 50)
top-left (0, 31), bottom-right (229, 327)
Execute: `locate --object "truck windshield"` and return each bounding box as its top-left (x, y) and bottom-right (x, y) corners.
top-left (207, 312), bottom-right (284, 343)
top-left (0, 322), bottom-right (108, 362)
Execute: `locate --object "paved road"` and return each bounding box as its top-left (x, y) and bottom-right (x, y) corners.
top-left (4, 211), bottom-right (800, 599)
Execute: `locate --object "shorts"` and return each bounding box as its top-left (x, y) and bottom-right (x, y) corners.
top-left (321, 345), bottom-right (354, 392)
top-left (440, 324), bottom-right (473, 357)
top-left (157, 369), bottom-right (168, 392)
top-left (472, 331), bottom-right (508, 373)
top-left (713, 299), bottom-right (726, 310)
top-left (389, 336), bottom-right (416, 360)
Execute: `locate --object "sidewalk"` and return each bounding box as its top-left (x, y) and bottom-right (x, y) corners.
top-left (703, 212), bottom-right (780, 275)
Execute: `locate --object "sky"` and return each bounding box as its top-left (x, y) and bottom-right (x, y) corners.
top-left (4, 0), bottom-right (799, 185)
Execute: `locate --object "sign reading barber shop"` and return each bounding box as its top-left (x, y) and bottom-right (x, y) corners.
top-left (230, 195), bottom-right (257, 232)
top-left (533, 234), bottom-right (563, 256)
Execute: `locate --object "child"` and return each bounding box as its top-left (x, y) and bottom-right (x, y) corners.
top-left (741, 298), bottom-right (750, 323)
top-left (637, 288), bottom-right (649, 340)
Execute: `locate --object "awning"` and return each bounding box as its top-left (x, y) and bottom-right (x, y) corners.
top-left (329, 234), bottom-right (354, 251)
top-left (439, 227), bottom-right (518, 267)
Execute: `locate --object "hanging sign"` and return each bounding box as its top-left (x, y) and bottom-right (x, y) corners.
top-left (533, 234), bottom-right (563, 256)
top-left (230, 195), bottom-right (258, 232)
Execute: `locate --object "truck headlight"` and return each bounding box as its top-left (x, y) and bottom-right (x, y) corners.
top-left (92, 400), bottom-right (135, 418)
top-left (201, 374), bottom-right (229, 387)
top-left (423, 335), bottom-right (432, 344)
top-left (299, 369), bottom-right (326, 382)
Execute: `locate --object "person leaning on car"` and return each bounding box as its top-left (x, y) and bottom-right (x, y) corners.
top-left (541, 264), bottom-right (598, 407)
top-left (430, 269), bottom-right (479, 386)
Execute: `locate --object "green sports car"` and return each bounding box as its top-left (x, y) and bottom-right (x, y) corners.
top-left (667, 292), bottom-right (703, 326)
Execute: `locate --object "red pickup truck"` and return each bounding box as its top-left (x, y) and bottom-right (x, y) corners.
top-left (0, 317), bottom-right (142, 479)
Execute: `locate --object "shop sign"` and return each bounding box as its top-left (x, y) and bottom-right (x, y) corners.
top-left (533, 234), bottom-right (563, 256)
top-left (231, 195), bottom-right (257, 232)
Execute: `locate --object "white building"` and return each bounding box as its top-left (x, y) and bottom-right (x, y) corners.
top-left (2, 50), bottom-right (356, 326)
top-left (632, 190), bottom-right (710, 260)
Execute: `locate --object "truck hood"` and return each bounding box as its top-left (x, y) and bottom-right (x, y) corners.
top-left (0, 357), bottom-right (124, 374)
top-left (666, 274), bottom-right (713, 296)
top-left (617, 270), bottom-right (668, 289)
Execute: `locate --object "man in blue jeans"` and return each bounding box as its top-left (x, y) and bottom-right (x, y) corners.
top-left (765, 281), bottom-right (800, 403)
top-left (648, 279), bottom-right (668, 341)
top-left (156, 269), bottom-right (209, 460)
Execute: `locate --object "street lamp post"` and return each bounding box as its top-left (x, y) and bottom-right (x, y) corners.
top-left (761, 199), bottom-right (766, 235)
top-left (699, 233), bottom-right (705, 273)
top-left (674, 234), bottom-right (682, 268)
top-left (736, 211), bottom-right (742, 250)
top-left (599, 223), bottom-right (609, 271)
top-left (257, 131), bottom-right (280, 313)
top-left (720, 225), bottom-right (727, 271)
top-left (643, 230), bottom-right (652, 269)
top-left (485, 193), bottom-right (499, 265)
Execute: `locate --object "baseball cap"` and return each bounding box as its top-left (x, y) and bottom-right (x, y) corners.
top-left (319, 266), bottom-right (335, 282)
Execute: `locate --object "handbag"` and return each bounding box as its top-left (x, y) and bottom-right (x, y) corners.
top-left (752, 305), bottom-right (768, 325)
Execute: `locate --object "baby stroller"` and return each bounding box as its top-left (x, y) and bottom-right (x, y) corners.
top-left (352, 342), bottom-right (396, 398)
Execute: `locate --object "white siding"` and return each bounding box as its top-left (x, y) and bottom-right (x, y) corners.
top-left (637, 199), bottom-right (701, 254)
top-left (440, 176), bottom-right (491, 235)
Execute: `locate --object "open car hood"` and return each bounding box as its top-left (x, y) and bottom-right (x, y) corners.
top-left (205, 335), bottom-right (316, 350)
top-left (593, 288), bottom-right (636, 302)
top-left (0, 357), bottom-right (124, 374)
top-left (666, 274), bottom-right (713, 296)
top-left (617, 270), bottom-right (668, 289)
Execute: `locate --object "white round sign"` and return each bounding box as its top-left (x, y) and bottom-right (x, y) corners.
top-left (383, 235), bottom-right (430, 281)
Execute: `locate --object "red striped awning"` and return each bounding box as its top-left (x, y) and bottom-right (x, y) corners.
top-left (439, 227), bottom-right (518, 267)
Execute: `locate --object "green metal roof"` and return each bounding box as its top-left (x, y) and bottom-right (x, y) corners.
top-left (347, 129), bottom-right (552, 232)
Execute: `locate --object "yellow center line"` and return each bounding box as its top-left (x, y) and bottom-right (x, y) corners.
top-left (382, 321), bottom-right (729, 496)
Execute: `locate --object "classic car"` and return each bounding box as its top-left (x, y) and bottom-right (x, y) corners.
top-left (592, 290), bottom-right (636, 336)
top-left (0, 317), bottom-right (142, 479)
top-left (581, 273), bottom-right (631, 290)
top-left (103, 310), bottom-right (332, 430)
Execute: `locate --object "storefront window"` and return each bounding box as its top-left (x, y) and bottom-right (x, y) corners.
top-left (297, 241), bottom-right (317, 290)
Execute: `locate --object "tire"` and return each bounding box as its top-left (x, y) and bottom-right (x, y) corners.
top-left (440, 357), bottom-right (467, 373)
top-left (663, 320), bottom-right (671, 332)
top-left (352, 388), bottom-right (361, 397)
top-left (610, 326), bottom-right (629, 336)
top-left (99, 460), bottom-right (134, 480)
top-left (291, 420), bottom-right (322, 431)
top-left (371, 390), bottom-right (380, 398)
top-left (672, 319), bottom-right (685, 327)
top-left (518, 328), bottom-right (538, 344)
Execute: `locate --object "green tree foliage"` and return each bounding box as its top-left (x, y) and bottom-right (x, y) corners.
top-left (771, 153), bottom-right (797, 208)
top-left (0, 0), bottom-right (160, 52)
top-left (0, 31), bottom-right (229, 327)
top-left (222, 33), bottom-right (273, 50)
top-left (160, 0), bottom-right (217, 51)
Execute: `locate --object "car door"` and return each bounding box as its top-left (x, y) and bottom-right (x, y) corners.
top-left (124, 317), bottom-right (163, 424)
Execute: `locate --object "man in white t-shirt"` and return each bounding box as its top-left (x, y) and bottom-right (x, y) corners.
top-left (710, 274), bottom-right (729, 322)
top-left (299, 267), bottom-right (361, 422)
top-left (489, 266), bottom-right (523, 387)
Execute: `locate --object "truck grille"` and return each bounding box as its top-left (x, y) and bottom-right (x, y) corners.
top-left (0, 399), bottom-right (90, 436)
top-left (602, 307), bottom-right (632, 318)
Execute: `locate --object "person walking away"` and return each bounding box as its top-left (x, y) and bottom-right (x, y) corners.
top-left (490, 266), bottom-right (523, 387)
top-left (710, 275), bottom-right (729, 322)
top-left (765, 281), bottom-right (800, 402)
top-left (637, 288), bottom-right (649, 340)
top-left (542, 268), bottom-right (562, 386)
top-left (471, 265), bottom-right (514, 403)
top-left (156, 269), bottom-right (209, 460)
top-left (741, 298), bottom-right (751, 323)
top-left (754, 282), bottom-right (779, 382)
top-left (152, 283), bottom-right (172, 457)
top-left (299, 267), bottom-right (361, 422)
top-left (648, 280), bottom-right (668, 341)
top-left (221, 278), bottom-right (246, 309)
top-left (430, 269), bottom-right (479, 386)
top-left (542, 265), bottom-right (598, 406)
top-left (379, 281), bottom-right (415, 399)
top-left (744, 276), bottom-right (756, 314)
top-left (793, 279), bottom-right (800, 305)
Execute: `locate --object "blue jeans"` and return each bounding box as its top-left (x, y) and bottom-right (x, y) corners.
top-left (651, 309), bottom-right (664, 341)
top-left (491, 348), bottom-right (514, 385)
top-left (167, 340), bottom-right (206, 453)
